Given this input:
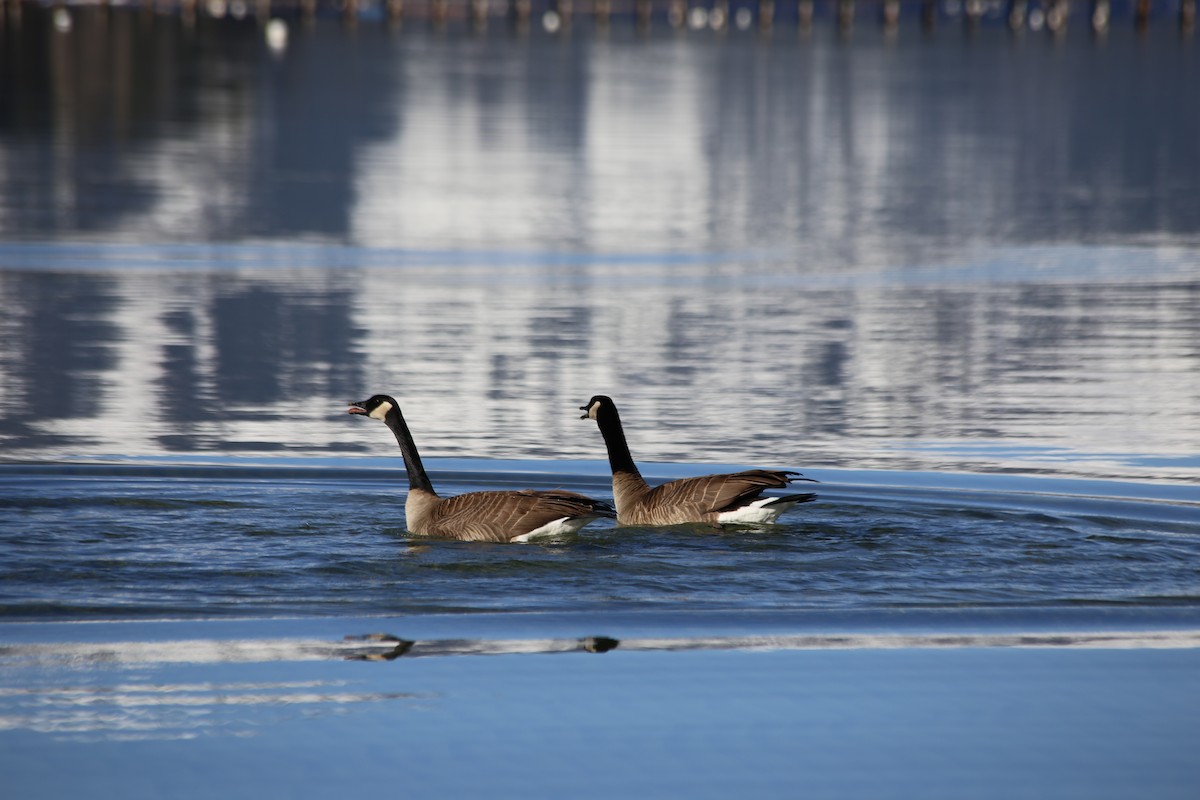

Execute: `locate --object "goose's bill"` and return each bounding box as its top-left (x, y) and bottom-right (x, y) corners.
top-left (347, 402), bottom-right (369, 415)
top-left (579, 403), bottom-right (590, 419)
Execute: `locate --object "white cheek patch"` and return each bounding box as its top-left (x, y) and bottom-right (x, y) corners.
top-left (587, 401), bottom-right (601, 420)
top-left (368, 400), bottom-right (394, 421)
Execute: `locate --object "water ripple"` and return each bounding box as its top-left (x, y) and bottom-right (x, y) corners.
top-left (2, 461), bottom-right (1195, 621)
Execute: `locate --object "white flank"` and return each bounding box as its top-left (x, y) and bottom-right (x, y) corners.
top-left (511, 516), bottom-right (596, 543)
top-left (717, 497), bottom-right (793, 525)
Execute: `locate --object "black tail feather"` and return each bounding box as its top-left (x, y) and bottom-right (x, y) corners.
top-left (765, 492), bottom-right (819, 507)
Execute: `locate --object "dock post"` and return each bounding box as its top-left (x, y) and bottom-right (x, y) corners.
top-left (470, 0), bottom-right (487, 27)
top-left (1007, 0), bottom-right (1026, 29)
top-left (920, 0), bottom-right (936, 29)
top-left (387, 0), bottom-right (404, 24)
top-left (964, 0), bottom-right (984, 28)
top-left (836, 0), bottom-right (854, 33)
top-left (635, 0), bottom-right (652, 28)
top-left (797, 0), bottom-right (814, 30)
top-left (1047, 0), bottom-right (1068, 32)
top-left (711, 0), bottom-right (728, 28)
top-left (668, 0), bottom-right (685, 27)
top-left (882, 0), bottom-right (900, 30)
top-left (1134, 0), bottom-right (1150, 28)
top-left (595, 0), bottom-right (611, 26)
top-left (1182, 0), bottom-right (1196, 32)
top-left (759, 0), bottom-right (774, 30)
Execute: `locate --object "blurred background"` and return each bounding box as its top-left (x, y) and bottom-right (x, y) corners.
top-left (1, 1), bottom-right (1198, 480)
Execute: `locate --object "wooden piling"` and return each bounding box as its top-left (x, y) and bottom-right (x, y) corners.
top-left (510, 0), bottom-right (531, 24)
top-left (635, 0), bottom-right (652, 29)
top-left (1182, 0), bottom-right (1196, 32)
top-left (1046, 0), bottom-right (1068, 33)
top-left (430, 0), bottom-right (448, 25)
top-left (920, 0), bottom-right (936, 30)
top-left (882, 0), bottom-right (900, 30)
top-left (470, 0), bottom-right (488, 26)
top-left (711, 0), bottom-right (728, 29)
top-left (797, 0), bottom-right (814, 30)
top-left (836, 0), bottom-right (854, 33)
top-left (595, 0), bottom-right (611, 26)
top-left (668, 0), bottom-right (685, 28)
top-left (1134, 0), bottom-right (1150, 29)
top-left (386, 0), bottom-right (404, 24)
top-left (964, 0), bottom-right (984, 27)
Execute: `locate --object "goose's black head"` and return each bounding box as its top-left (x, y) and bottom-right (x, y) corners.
top-left (348, 395), bottom-right (398, 421)
top-left (580, 395), bottom-right (615, 421)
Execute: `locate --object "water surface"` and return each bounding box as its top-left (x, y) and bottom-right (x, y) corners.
top-left (1, 10), bottom-right (1198, 481)
top-left (1, 13), bottom-right (1199, 796)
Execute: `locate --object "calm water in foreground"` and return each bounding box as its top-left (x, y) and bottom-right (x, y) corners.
top-left (2, 9), bottom-right (1199, 798)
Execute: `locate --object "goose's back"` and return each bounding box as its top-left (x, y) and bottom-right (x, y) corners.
top-left (618, 470), bottom-right (800, 526)
top-left (419, 490), bottom-right (610, 542)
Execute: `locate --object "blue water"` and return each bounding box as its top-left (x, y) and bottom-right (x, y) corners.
top-left (2, 461), bottom-right (1198, 620)
top-left (2, 9), bottom-right (1200, 797)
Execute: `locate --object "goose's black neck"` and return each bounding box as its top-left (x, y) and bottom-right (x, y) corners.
top-left (383, 405), bottom-right (436, 494)
top-left (596, 403), bottom-right (642, 478)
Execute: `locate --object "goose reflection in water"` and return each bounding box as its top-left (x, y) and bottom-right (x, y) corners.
top-left (341, 633), bottom-right (621, 661)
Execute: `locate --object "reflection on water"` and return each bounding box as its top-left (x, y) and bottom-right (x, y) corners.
top-left (4, 624), bottom-right (1198, 741)
top-left (1, 11), bottom-right (1198, 481)
top-left (5, 10), bottom-right (1199, 255)
top-left (1, 254), bottom-right (1197, 480)
top-left (0, 678), bottom-right (417, 741)
top-left (2, 9), bottom-right (1200, 256)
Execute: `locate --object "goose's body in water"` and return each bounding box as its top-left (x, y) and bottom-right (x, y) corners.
top-left (580, 395), bottom-right (817, 527)
top-left (350, 395), bottom-right (614, 542)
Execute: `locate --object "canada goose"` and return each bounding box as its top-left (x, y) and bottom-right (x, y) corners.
top-left (580, 395), bottom-right (817, 526)
top-left (349, 395), bottom-right (614, 542)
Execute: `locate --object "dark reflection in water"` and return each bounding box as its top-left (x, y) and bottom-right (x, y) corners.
top-left (3, 8), bottom-right (1198, 252)
top-left (0, 10), bottom-right (1198, 480)
top-left (0, 272), bottom-right (120, 450)
top-left (0, 11), bottom-right (399, 242)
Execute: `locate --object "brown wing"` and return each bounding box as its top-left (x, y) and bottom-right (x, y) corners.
top-left (424, 490), bottom-right (613, 543)
top-left (646, 470), bottom-right (800, 520)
